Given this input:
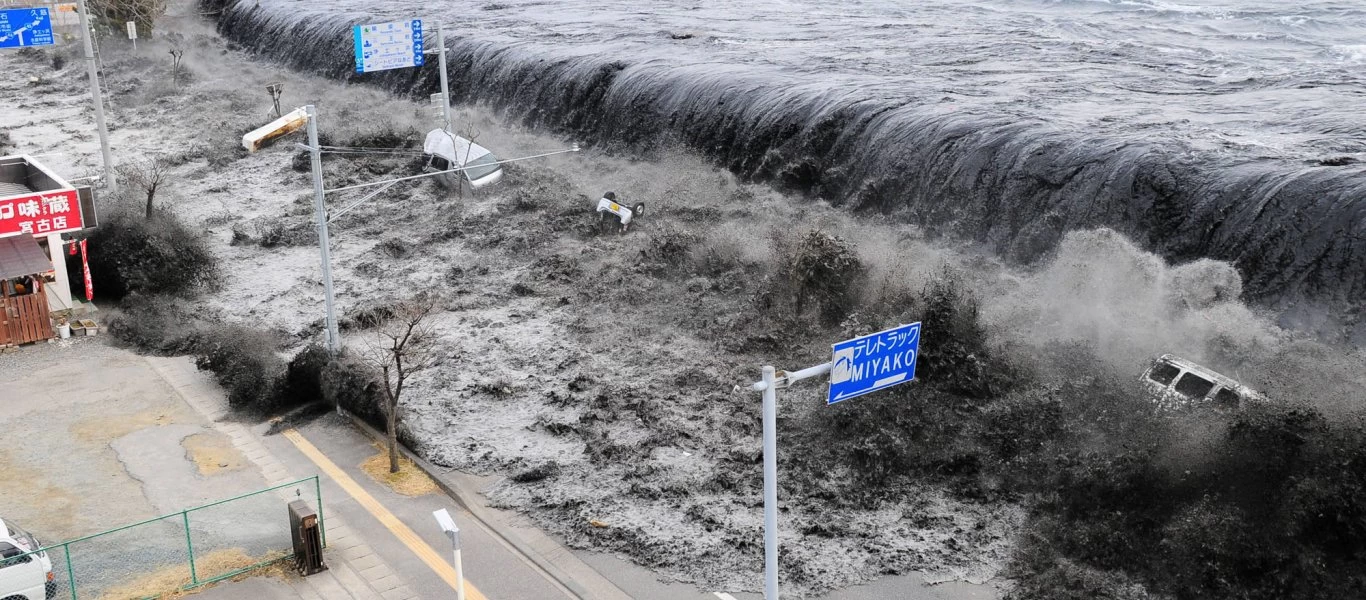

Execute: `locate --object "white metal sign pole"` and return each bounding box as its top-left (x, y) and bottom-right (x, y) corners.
top-left (760, 365), bottom-right (779, 600)
top-left (75, 0), bottom-right (116, 194)
top-left (747, 362), bottom-right (832, 600)
top-left (305, 105), bottom-right (340, 357)
top-left (436, 21), bottom-right (453, 131)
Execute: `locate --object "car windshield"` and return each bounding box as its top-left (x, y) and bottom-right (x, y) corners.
top-left (3, 521), bottom-right (37, 552)
top-left (461, 153), bottom-right (500, 182)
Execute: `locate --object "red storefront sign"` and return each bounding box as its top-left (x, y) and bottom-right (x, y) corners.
top-left (0, 189), bottom-right (83, 238)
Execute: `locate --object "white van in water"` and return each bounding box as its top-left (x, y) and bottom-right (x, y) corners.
top-left (1141, 354), bottom-right (1266, 412)
top-left (0, 517), bottom-right (54, 600)
top-left (423, 129), bottom-right (504, 190)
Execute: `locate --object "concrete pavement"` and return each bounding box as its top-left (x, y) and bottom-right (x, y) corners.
top-left (146, 355), bottom-right (417, 600)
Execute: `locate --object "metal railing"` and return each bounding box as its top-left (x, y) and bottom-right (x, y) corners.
top-left (9, 476), bottom-right (323, 600)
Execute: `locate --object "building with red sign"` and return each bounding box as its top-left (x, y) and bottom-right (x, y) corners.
top-left (0, 154), bottom-right (97, 345)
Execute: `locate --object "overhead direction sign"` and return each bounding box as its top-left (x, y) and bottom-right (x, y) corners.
top-left (0, 7), bottom-right (55, 49)
top-left (828, 322), bottom-right (921, 404)
top-left (353, 19), bottom-right (424, 74)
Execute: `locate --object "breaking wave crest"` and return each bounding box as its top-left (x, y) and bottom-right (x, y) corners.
top-left (208, 0), bottom-right (1366, 342)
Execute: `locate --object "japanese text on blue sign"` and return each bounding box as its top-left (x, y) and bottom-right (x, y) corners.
top-left (353, 19), bottom-right (424, 74)
top-left (0, 8), bottom-right (55, 49)
top-left (828, 322), bottom-right (921, 404)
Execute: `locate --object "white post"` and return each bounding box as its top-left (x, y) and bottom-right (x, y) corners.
top-left (305, 106), bottom-right (340, 357)
top-left (436, 21), bottom-right (453, 132)
top-left (74, 0), bottom-right (117, 194)
top-left (433, 509), bottom-right (465, 600)
top-left (761, 365), bottom-right (779, 600)
top-left (45, 233), bottom-right (73, 309)
top-left (454, 544), bottom-right (466, 600)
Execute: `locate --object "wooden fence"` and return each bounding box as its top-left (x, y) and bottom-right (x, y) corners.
top-left (1, 291), bottom-right (53, 347)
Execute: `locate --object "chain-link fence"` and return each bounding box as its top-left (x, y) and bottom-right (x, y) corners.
top-left (6, 476), bottom-right (323, 600)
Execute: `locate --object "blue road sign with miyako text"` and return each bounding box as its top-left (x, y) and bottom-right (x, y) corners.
top-left (353, 19), bottom-right (424, 74)
top-left (828, 322), bottom-right (921, 404)
top-left (0, 7), bottom-right (55, 49)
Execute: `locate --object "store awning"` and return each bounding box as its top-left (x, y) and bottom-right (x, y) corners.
top-left (0, 235), bottom-right (52, 280)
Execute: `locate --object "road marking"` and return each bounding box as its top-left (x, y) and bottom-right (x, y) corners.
top-left (714, 593), bottom-right (739, 600)
top-left (284, 428), bottom-right (487, 600)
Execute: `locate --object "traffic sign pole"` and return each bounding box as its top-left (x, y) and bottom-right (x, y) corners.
top-left (761, 365), bottom-right (779, 600)
top-left (75, 0), bottom-right (117, 194)
top-left (742, 323), bottom-right (920, 599)
top-left (435, 21), bottom-right (453, 131)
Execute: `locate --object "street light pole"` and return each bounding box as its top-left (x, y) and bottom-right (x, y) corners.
top-left (305, 105), bottom-right (340, 356)
top-left (74, 0), bottom-right (117, 193)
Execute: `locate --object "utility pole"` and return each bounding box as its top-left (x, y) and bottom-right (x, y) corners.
top-left (305, 105), bottom-right (340, 356)
top-left (75, 0), bottom-right (117, 194)
top-left (435, 21), bottom-right (453, 132)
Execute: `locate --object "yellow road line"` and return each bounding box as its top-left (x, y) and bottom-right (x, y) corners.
top-left (283, 428), bottom-right (487, 600)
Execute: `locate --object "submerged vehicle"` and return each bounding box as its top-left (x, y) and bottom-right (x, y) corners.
top-left (1141, 354), bottom-right (1266, 411)
top-left (422, 129), bottom-right (504, 190)
top-left (0, 517), bottom-right (55, 600)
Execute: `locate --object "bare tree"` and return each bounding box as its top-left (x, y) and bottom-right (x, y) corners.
top-left (166, 32), bottom-right (185, 87)
top-left (117, 156), bottom-right (172, 218)
top-left (364, 297), bottom-right (440, 473)
top-left (455, 121), bottom-right (482, 200)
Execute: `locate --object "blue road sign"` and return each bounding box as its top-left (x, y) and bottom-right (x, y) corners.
top-left (0, 7), bottom-right (55, 49)
top-left (828, 322), bottom-right (921, 404)
top-left (353, 19), bottom-right (424, 74)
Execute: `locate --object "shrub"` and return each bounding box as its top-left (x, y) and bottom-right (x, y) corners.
top-left (193, 326), bottom-right (284, 414)
top-left (88, 0), bottom-right (167, 36)
top-left (320, 353), bottom-right (385, 430)
top-left (78, 211), bottom-right (217, 300)
top-left (277, 343), bottom-right (330, 407)
top-left (770, 229), bottom-right (864, 325)
top-left (105, 293), bottom-right (202, 354)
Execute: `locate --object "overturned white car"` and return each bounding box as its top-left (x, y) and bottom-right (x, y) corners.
top-left (1141, 354), bottom-right (1266, 411)
top-left (423, 129), bottom-right (504, 190)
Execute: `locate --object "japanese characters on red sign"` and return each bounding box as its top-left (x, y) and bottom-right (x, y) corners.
top-left (0, 189), bottom-right (83, 238)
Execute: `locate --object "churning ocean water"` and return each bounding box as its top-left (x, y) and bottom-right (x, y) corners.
top-left (212, 0), bottom-right (1366, 336)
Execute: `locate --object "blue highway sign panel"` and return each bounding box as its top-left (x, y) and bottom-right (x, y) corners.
top-left (828, 322), bottom-right (921, 404)
top-left (0, 7), bottom-right (55, 49)
top-left (354, 19), bottom-right (424, 74)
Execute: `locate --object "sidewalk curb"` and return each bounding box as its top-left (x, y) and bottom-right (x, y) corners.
top-left (339, 410), bottom-right (596, 600)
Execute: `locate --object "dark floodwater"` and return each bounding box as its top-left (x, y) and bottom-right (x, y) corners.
top-left (214, 0), bottom-right (1366, 339)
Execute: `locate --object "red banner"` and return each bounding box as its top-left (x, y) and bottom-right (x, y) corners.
top-left (0, 189), bottom-right (83, 238)
top-left (80, 239), bottom-right (92, 301)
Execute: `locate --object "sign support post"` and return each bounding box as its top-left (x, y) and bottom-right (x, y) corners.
top-left (435, 21), bottom-right (453, 131)
top-left (741, 322), bottom-right (921, 600)
top-left (305, 105), bottom-right (340, 357)
top-left (760, 365), bottom-right (779, 600)
top-left (75, 0), bottom-right (116, 194)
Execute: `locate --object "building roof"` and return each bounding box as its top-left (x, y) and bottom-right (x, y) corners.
top-left (0, 235), bottom-right (52, 280)
top-left (0, 181), bottom-right (31, 197)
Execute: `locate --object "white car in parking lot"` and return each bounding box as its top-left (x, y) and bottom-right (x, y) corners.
top-left (0, 517), bottom-right (54, 600)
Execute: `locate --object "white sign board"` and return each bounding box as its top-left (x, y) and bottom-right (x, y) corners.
top-left (353, 19), bottom-right (424, 74)
top-left (125, 21), bottom-right (136, 39)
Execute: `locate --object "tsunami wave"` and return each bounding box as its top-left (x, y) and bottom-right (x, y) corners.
top-left (206, 0), bottom-right (1366, 342)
